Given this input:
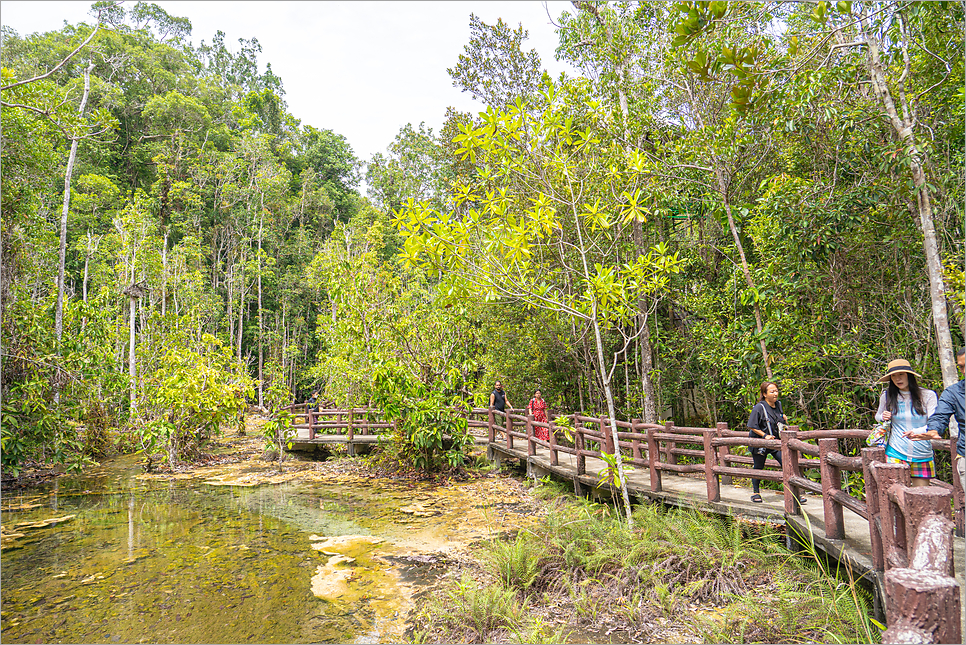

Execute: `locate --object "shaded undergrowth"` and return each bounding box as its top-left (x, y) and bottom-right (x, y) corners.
top-left (411, 480), bottom-right (880, 644)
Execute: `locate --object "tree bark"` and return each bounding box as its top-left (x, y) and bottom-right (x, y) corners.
top-left (715, 167), bottom-right (773, 379)
top-left (55, 61), bottom-right (94, 348)
top-left (577, 0), bottom-right (662, 422)
top-left (857, 7), bottom-right (957, 386)
top-left (257, 192), bottom-right (265, 409)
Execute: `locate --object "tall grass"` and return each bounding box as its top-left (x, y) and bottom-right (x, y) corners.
top-left (411, 485), bottom-right (882, 644)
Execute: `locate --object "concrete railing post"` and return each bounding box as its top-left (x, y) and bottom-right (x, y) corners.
top-left (874, 461), bottom-right (912, 571)
top-left (347, 409), bottom-right (354, 442)
top-left (574, 414), bottom-right (586, 476)
top-left (862, 446), bottom-right (886, 571)
top-left (601, 415), bottom-right (614, 455)
top-left (715, 422), bottom-right (732, 486)
top-left (780, 427), bottom-right (801, 515)
top-left (631, 419), bottom-right (643, 463)
top-left (647, 425), bottom-right (661, 492)
top-left (487, 408), bottom-right (495, 444)
top-left (506, 412), bottom-right (514, 451)
top-left (549, 419), bottom-right (559, 466)
top-left (703, 429), bottom-right (719, 503)
top-left (818, 437), bottom-right (845, 540)
top-left (527, 413), bottom-right (536, 458)
top-left (663, 422), bottom-right (674, 466)
top-left (900, 487), bottom-right (955, 577)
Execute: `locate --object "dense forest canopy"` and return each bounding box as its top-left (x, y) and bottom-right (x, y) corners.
top-left (1, 1), bottom-right (963, 476)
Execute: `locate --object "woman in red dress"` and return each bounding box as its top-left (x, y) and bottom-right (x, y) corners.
top-left (528, 390), bottom-right (550, 441)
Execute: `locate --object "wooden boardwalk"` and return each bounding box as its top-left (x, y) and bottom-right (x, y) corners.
top-left (487, 439), bottom-right (964, 621)
top-left (284, 404), bottom-right (964, 640)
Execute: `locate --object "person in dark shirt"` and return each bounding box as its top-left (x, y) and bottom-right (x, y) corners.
top-left (307, 390), bottom-right (320, 412)
top-left (922, 347), bottom-right (966, 490)
top-left (489, 381), bottom-right (512, 413)
top-left (747, 381), bottom-right (805, 504)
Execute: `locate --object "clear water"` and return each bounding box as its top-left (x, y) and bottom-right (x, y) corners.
top-left (0, 455), bottom-right (480, 644)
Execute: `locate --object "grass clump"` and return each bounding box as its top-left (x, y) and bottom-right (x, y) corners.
top-left (411, 484), bottom-right (880, 644)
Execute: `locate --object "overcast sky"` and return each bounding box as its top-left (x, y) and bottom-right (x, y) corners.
top-left (1, 1), bottom-right (579, 172)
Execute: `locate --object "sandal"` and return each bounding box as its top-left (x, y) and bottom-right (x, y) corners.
top-left (751, 494), bottom-right (763, 503)
top-left (798, 495), bottom-right (807, 504)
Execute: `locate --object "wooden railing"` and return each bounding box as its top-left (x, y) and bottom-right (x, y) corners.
top-left (279, 402), bottom-right (963, 642)
top-left (476, 407), bottom-right (963, 644)
top-left (284, 404), bottom-right (393, 440)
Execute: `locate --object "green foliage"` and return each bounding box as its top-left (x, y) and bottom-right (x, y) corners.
top-left (140, 323), bottom-right (253, 465)
top-left (370, 364), bottom-right (473, 472)
top-left (483, 532), bottom-right (547, 594)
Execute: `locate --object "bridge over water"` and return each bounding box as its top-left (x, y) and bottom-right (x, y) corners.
top-left (282, 404), bottom-right (965, 643)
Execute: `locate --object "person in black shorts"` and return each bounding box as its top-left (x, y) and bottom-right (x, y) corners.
top-left (489, 381), bottom-right (512, 413)
top-left (747, 381), bottom-right (805, 504)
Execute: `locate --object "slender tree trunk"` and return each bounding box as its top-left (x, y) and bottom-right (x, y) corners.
top-left (857, 8), bottom-right (957, 386)
top-left (161, 229), bottom-right (168, 318)
top-left (568, 172), bottom-right (635, 527)
top-left (55, 61), bottom-right (94, 348)
top-left (579, 0), bottom-right (662, 421)
top-left (715, 170), bottom-right (773, 379)
top-left (257, 193), bottom-right (265, 409)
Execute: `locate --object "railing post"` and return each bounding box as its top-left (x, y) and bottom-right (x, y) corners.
top-left (527, 413), bottom-right (536, 458)
top-left (900, 487), bottom-right (955, 577)
top-left (574, 414), bottom-right (586, 476)
top-left (884, 564), bottom-right (961, 645)
top-left (347, 409), bottom-right (355, 442)
top-left (549, 419), bottom-right (559, 466)
top-left (663, 421), bottom-right (675, 465)
top-left (505, 411), bottom-right (514, 451)
top-left (716, 422), bottom-right (731, 486)
top-left (487, 408), bottom-right (495, 444)
top-left (309, 408), bottom-right (316, 440)
top-left (874, 461), bottom-right (911, 571)
top-left (818, 437), bottom-right (845, 540)
top-left (780, 426), bottom-right (802, 515)
top-left (600, 415), bottom-right (614, 455)
top-left (647, 425), bottom-right (662, 492)
top-left (703, 429), bottom-right (719, 503)
top-left (631, 419), bottom-right (643, 463)
top-left (862, 446), bottom-right (886, 571)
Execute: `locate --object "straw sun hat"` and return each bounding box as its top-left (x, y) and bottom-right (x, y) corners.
top-left (877, 359), bottom-right (922, 383)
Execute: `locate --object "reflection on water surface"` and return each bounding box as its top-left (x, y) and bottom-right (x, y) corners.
top-left (1, 452), bottom-right (540, 644)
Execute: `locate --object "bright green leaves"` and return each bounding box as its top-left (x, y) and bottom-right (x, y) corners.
top-left (370, 362), bottom-right (473, 472)
top-left (671, 1), bottom-right (728, 48)
top-left (581, 199), bottom-right (612, 231)
top-left (396, 78), bottom-right (684, 338)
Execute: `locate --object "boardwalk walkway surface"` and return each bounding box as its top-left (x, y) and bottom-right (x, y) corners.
top-left (285, 404), bottom-right (965, 642)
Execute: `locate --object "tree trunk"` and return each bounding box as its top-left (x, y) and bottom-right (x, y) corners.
top-left (857, 8), bottom-right (957, 386)
top-left (129, 294), bottom-right (136, 417)
top-left (161, 229), bottom-right (168, 318)
top-left (715, 169), bottom-right (773, 379)
top-left (257, 192), bottom-right (265, 409)
top-left (590, 314), bottom-right (635, 528)
top-left (55, 61), bottom-right (94, 348)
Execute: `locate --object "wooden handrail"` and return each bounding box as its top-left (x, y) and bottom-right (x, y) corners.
top-left (278, 402), bottom-right (963, 638)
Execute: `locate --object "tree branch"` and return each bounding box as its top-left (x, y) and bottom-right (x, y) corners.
top-left (1, 15), bottom-right (102, 92)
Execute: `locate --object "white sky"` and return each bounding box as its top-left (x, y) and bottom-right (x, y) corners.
top-left (1, 1), bottom-right (579, 175)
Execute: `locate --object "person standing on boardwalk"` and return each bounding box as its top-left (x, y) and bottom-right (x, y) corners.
top-left (874, 359), bottom-right (938, 487)
top-left (528, 389), bottom-right (550, 441)
top-left (747, 381), bottom-right (805, 504)
top-left (924, 348), bottom-right (965, 490)
top-left (490, 381), bottom-right (512, 414)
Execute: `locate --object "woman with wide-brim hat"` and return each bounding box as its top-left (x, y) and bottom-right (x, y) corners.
top-left (874, 359), bottom-right (938, 487)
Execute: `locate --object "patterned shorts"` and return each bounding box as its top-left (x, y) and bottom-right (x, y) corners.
top-left (886, 455), bottom-right (935, 478)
